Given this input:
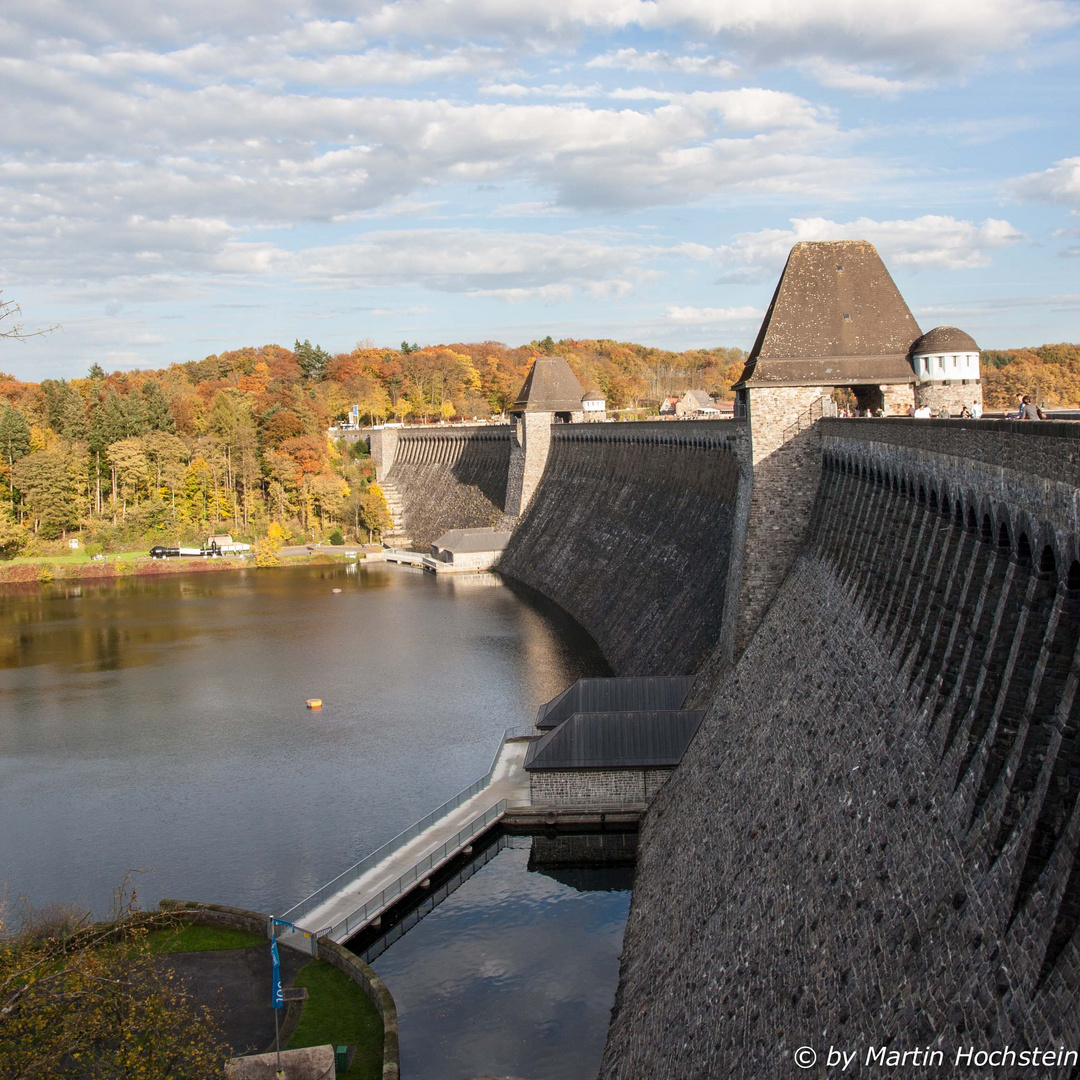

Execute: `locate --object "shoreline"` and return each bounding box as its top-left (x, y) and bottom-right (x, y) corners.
top-left (0, 549), bottom-right (377, 588)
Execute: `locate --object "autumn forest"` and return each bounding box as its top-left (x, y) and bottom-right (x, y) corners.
top-left (0, 335), bottom-right (1075, 559)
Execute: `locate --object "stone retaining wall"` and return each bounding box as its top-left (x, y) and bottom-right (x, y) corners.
top-left (601, 419), bottom-right (1080, 1079)
top-left (530, 767), bottom-right (673, 805)
top-left (497, 421), bottom-right (749, 675)
top-left (382, 428), bottom-right (512, 550)
top-left (160, 901), bottom-right (399, 1080)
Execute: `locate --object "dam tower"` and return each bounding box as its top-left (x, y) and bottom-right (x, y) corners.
top-left (504, 357), bottom-right (586, 518)
top-left (731, 240), bottom-right (924, 653)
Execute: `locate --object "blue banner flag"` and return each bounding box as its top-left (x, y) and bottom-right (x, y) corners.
top-left (270, 937), bottom-right (284, 1010)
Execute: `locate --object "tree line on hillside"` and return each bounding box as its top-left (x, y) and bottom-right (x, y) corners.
top-left (0, 335), bottom-right (1074, 560)
top-left (980, 343), bottom-right (1080, 409)
top-left (0, 337), bottom-right (745, 558)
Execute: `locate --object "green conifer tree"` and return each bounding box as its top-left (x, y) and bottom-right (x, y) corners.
top-left (142, 380), bottom-right (176, 432)
top-left (122, 391), bottom-right (149, 436)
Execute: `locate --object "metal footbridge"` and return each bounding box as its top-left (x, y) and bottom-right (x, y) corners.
top-left (279, 733), bottom-right (531, 944)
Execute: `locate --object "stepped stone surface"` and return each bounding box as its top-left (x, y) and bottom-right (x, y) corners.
top-left (602, 423), bottom-right (1080, 1079)
top-left (497, 421), bottom-right (748, 676)
top-left (383, 428), bottom-right (511, 550)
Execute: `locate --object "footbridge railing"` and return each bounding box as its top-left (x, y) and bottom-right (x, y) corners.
top-left (315, 799), bottom-right (508, 942)
top-left (279, 728), bottom-right (515, 927)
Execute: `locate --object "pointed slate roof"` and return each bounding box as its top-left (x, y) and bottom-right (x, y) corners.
top-left (735, 241), bottom-right (922, 388)
top-left (524, 710), bottom-right (706, 770)
top-left (511, 357), bottom-right (586, 412)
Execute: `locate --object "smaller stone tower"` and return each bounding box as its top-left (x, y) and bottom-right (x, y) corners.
top-left (504, 357), bottom-right (585, 518)
top-left (910, 326), bottom-right (983, 415)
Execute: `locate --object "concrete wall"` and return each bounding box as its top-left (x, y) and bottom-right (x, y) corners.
top-left (382, 427), bottom-right (512, 550)
top-left (497, 420), bottom-right (749, 676)
top-left (601, 419), bottom-right (1080, 1079)
top-left (530, 767), bottom-right (673, 805)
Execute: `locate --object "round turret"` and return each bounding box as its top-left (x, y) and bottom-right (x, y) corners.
top-left (910, 326), bottom-right (980, 382)
top-left (581, 389), bottom-right (606, 419)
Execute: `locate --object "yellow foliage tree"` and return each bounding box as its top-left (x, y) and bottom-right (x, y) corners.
top-left (359, 483), bottom-right (393, 542)
top-left (0, 893), bottom-right (229, 1079)
top-left (253, 520), bottom-right (286, 567)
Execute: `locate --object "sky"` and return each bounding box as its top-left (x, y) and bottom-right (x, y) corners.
top-left (2, 0), bottom-right (1079, 380)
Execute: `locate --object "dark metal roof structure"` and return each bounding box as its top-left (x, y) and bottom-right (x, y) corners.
top-left (535, 676), bottom-right (695, 730)
top-left (735, 241), bottom-right (922, 388)
top-left (910, 326), bottom-right (980, 355)
top-left (511, 357), bottom-right (586, 412)
top-left (431, 527), bottom-right (511, 553)
top-left (524, 710), bottom-right (706, 770)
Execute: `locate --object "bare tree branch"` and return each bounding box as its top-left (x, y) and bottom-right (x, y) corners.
top-left (0, 293), bottom-right (58, 341)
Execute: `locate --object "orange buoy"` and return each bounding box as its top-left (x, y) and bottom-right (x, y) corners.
top-left (306, 698), bottom-right (323, 709)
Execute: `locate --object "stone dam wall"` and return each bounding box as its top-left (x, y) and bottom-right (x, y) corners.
top-left (497, 420), bottom-right (749, 676)
top-left (382, 427), bottom-right (511, 550)
top-left (601, 418), bottom-right (1080, 1079)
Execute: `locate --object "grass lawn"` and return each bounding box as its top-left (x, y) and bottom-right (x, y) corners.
top-left (290, 959), bottom-right (384, 1080)
top-left (5, 550), bottom-right (144, 565)
top-left (144, 922), bottom-right (264, 955)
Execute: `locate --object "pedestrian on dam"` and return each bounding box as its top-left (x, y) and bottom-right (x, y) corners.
top-left (1019, 395), bottom-right (1046, 420)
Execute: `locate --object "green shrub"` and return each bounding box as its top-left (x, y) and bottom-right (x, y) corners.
top-left (329, 529), bottom-right (345, 546)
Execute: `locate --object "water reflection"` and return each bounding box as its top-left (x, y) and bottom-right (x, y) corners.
top-left (0, 564), bottom-right (607, 915)
top-left (371, 835), bottom-right (632, 1080)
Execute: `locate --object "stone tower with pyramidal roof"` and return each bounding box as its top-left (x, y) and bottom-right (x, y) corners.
top-left (504, 357), bottom-right (585, 518)
top-left (731, 240), bottom-right (923, 653)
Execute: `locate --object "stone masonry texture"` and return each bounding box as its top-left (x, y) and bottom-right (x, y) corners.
top-left (382, 427), bottom-right (511, 550)
top-left (497, 420), bottom-right (747, 675)
top-left (530, 767), bottom-right (673, 805)
top-left (601, 419), bottom-right (1080, 1080)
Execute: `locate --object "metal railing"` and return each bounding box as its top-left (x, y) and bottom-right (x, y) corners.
top-left (279, 728), bottom-right (515, 925)
top-left (782, 396), bottom-right (837, 441)
top-left (315, 799), bottom-right (508, 941)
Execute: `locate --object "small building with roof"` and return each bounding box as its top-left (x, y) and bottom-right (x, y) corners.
top-left (429, 527), bottom-right (512, 571)
top-left (525, 677), bottom-right (701, 805)
top-left (535, 676), bottom-right (696, 729)
top-left (676, 389), bottom-right (722, 417)
top-left (909, 326), bottom-right (982, 416)
top-left (581, 389), bottom-right (606, 419)
top-left (733, 239), bottom-right (922, 420)
top-left (525, 709), bottom-right (706, 805)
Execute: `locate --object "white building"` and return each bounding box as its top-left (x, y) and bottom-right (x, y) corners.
top-left (581, 390), bottom-right (606, 418)
top-left (909, 326), bottom-right (983, 416)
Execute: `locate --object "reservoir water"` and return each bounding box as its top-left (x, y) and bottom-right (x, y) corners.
top-left (370, 833), bottom-right (633, 1080)
top-left (0, 562), bottom-right (608, 916)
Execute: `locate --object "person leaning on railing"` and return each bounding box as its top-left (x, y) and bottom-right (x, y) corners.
top-left (1019, 395), bottom-right (1046, 420)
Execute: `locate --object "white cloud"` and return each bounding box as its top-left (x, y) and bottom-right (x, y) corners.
top-left (720, 215), bottom-right (1024, 272)
top-left (0, 81), bottom-right (876, 288)
top-left (799, 60), bottom-right (928, 97)
top-left (587, 49), bottom-right (739, 78)
top-left (490, 202), bottom-right (570, 217)
top-left (289, 228), bottom-right (647, 295)
top-left (467, 284), bottom-right (576, 304)
top-left (479, 83), bottom-right (602, 98)
top-left (353, 0), bottom-right (1072, 69)
top-left (1007, 157), bottom-right (1080, 208)
top-left (666, 305), bottom-right (763, 323)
